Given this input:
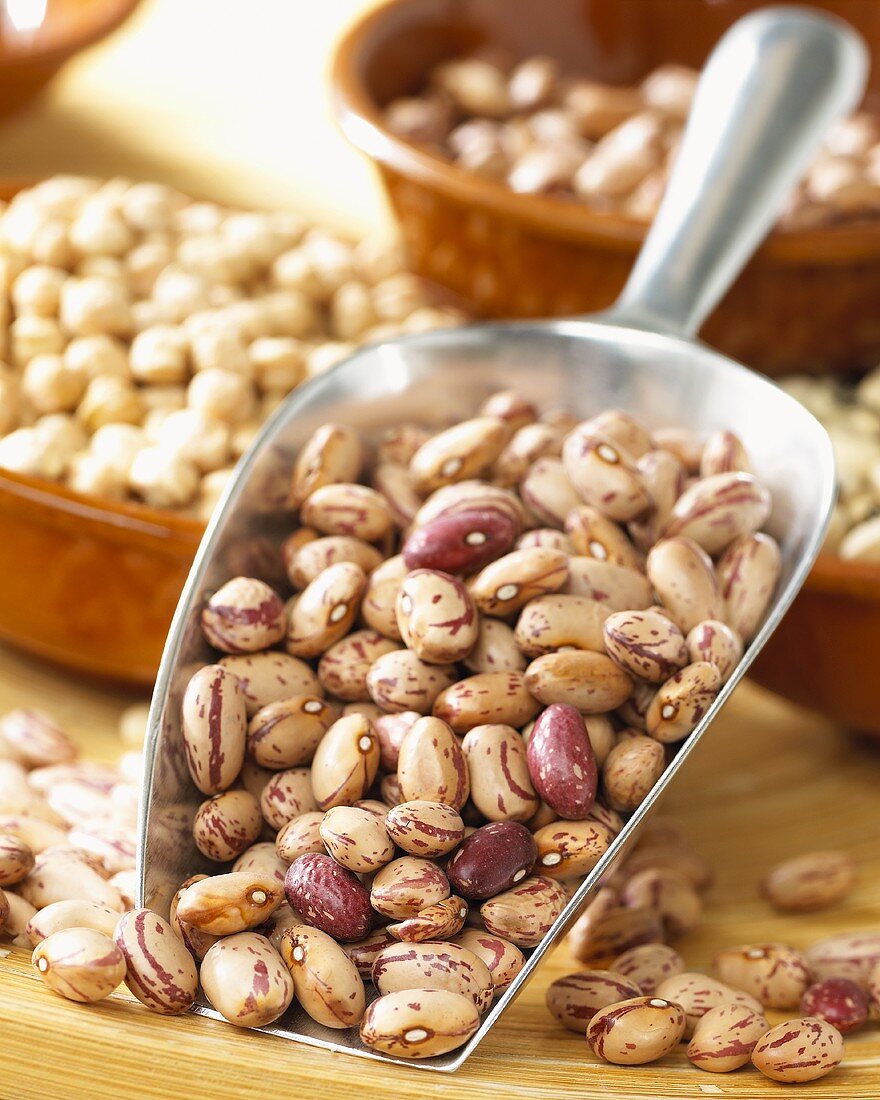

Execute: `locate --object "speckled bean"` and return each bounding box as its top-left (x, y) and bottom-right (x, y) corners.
top-left (686, 619), bottom-right (743, 683)
top-left (300, 482), bottom-right (394, 542)
top-left (169, 874), bottom-right (218, 961)
top-left (603, 608), bottom-right (688, 683)
top-left (286, 561), bottom-right (367, 658)
top-left (384, 800), bottom-right (465, 857)
top-left (433, 671), bottom-right (541, 733)
top-left (514, 593), bottom-right (608, 656)
top-left (801, 978), bottom-right (868, 1033)
top-left (665, 472), bottom-right (771, 555)
top-left (246, 694), bottom-right (336, 769)
top-left (397, 716), bottom-right (469, 809)
top-left (525, 652), bottom-right (633, 714)
top-left (200, 932), bottom-right (293, 1027)
top-left (714, 944), bottom-right (812, 1009)
top-left (447, 821), bottom-right (537, 900)
top-left (18, 849), bottom-right (125, 912)
top-left (469, 547), bottom-right (569, 616)
top-left (318, 631), bottom-right (401, 702)
top-left (372, 939), bottom-right (493, 1010)
top-left (480, 874), bottom-right (567, 948)
top-left (289, 423), bottom-right (363, 507)
top-left (396, 569), bottom-right (479, 664)
top-left (563, 429), bottom-right (651, 522)
top-left (310, 713), bottom-right (379, 811)
top-left (201, 577), bottom-right (286, 654)
top-left (361, 554), bottom-right (407, 639)
top-left (534, 819), bottom-right (614, 878)
top-left (687, 1003), bottom-right (770, 1072)
top-left (319, 805), bottom-right (395, 872)
top-left (546, 969), bottom-right (643, 1031)
top-left (700, 429), bottom-right (751, 478)
top-left (342, 928), bottom-right (398, 978)
top-left (367, 649), bottom-right (457, 714)
top-left (717, 532), bottom-right (781, 641)
top-left (494, 422), bottom-right (563, 486)
top-left (628, 450), bottom-right (687, 549)
top-left (568, 902), bottom-right (663, 963)
top-left (646, 538), bottom-right (722, 633)
top-left (274, 810), bottom-right (325, 861)
top-left (654, 972), bottom-right (763, 1037)
top-left (0, 832), bottom-right (34, 886)
top-left (388, 896), bottom-right (469, 943)
top-left (280, 924), bottom-right (366, 1028)
top-left (751, 1017), bottom-right (844, 1082)
top-left (565, 557), bottom-right (653, 610)
top-left (621, 867), bottom-right (703, 935)
top-left (260, 767), bottom-right (319, 830)
top-left (612, 943), bottom-right (685, 995)
top-left (805, 932), bottom-right (880, 987)
top-left (463, 618), bottom-right (528, 674)
top-left (526, 704), bottom-right (597, 819)
top-left (193, 788), bottom-right (262, 861)
top-left (461, 723), bottom-right (538, 822)
top-left (359, 987), bottom-right (480, 1059)
top-left (645, 661), bottom-right (721, 742)
top-left (520, 457), bottom-right (583, 527)
top-left (453, 929), bottom-right (525, 993)
top-left (25, 898), bottom-right (120, 946)
top-left (762, 851), bottom-right (856, 913)
top-left (114, 909), bottom-right (198, 1014)
top-left (218, 652), bottom-right (321, 716)
top-left (370, 856), bottom-right (451, 920)
top-left (181, 664), bottom-right (246, 795)
top-left (565, 505), bottom-right (644, 569)
top-left (587, 995), bottom-right (686, 1064)
top-left (33, 927), bottom-right (125, 1003)
top-left (602, 736), bottom-right (666, 812)
top-left (403, 506), bottom-right (519, 575)
top-left (176, 871), bottom-right (283, 935)
top-left (409, 417), bottom-right (507, 494)
top-left (232, 841), bottom-right (289, 888)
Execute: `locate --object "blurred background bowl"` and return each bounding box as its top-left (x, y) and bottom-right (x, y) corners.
top-left (332, 0), bottom-right (880, 376)
top-left (0, 0), bottom-right (140, 117)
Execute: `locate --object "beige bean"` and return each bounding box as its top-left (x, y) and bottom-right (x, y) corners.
top-left (520, 457), bottom-right (582, 527)
top-left (453, 928), bottom-right (525, 993)
top-left (665, 472), bottom-right (771, 554)
top-left (563, 428), bottom-right (652, 522)
top-left (0, 832), bottom-right (34, 886)
top-left (319, 806), bottom-right (394, 872)
top-left (33, 928), bottom-right (125, 1003)
top-left (181, 664), bottom-right (246, 795)
top-left (300, 483), bottom-right (394, 542)
top-left (284, 534), bottom-right (382, 589)
top-left (176, 871), bottom-right (283, 935)
top-left (193, 789), bottom-right (262, 861)
top-left (647, 537), bottom-right (722, 633)
top-left (479, 389), bottom-right (538, 433)
top-left (752, 1017), bottom-right (844, 1083)
top-left (700, 430), bottom-right (751, 477)
top-left (655, 972), bottom-right (763, 1037)
top-left (714, 944), bottom-right (811, 1009)
top-left (384, 800), bottom-right (465, 857)
top-left (218, 652), bottom-right (321, 716)
top-left (480, 874), bottom-right (567, 948)
top-left (546, 969), bottom-right (644, 1031)
top-left (806, 932), bottom-right (880, 986)
top-left (290, 423), bottom-right (363, 507)
top-left (275, 810), bottom-right (325, 862)
top-left (201, 577), bottom-right (286, 654)
top-left (246, 694), bottom-right (336, 768)
top-left (200, 932), bottom-right (293, 1027)
top-left (18, 849), bottom-right (124, 912)
top-left (359, 988), bottom-right (480, 1059)
top-left (367, 649), bottom-right (457, 714)
top-left (264, 902), bottom-right (304, 952)
top-left (461, 723), bottom-right (538, 822)
top-left (285, 561), bottom-right (367, 657)
top-left (612, 943), bottom-right (685, 995)
top-left (370, 856), bottom-right (451, 920)
top-left (688, 1003), bottom-right (770, 1073)
top-left (377, 423), bottom-right (432, 466)
top-left (361, 554), bottom-right (407, 640)
top-left (396, 569), bottom-right (479, 664)
top-left (525, 651), bottom-right (633, 713)
top-left (388, 896), bottom-right (469, 943)
top-left (310, 714), bottom-right (378, 810)
top-left (25, 898), bottom-right (120, 946)
top-left (409, 417), bottom-right (507, 493)
top-left (0, 709), bottom-right (77, 768)
top-left (514, 593), bottom-right (608, 656)
top-left (517, 528), bottom-right (574, 553)
top-left (169, 874), bottom-right (219, 961)
top-left (115, 909), bottom-right (198, 1014)
top-left (341, 927), bottom-right (398, 979)
top-left (587, 996), bottom-right (687, 1065)
top-left (280, 925), bottom-right (366, 1028)
top-left (603, 608), bottom-right (688, 683)
top-left (469, 547), bottom-right (569, 616)
top-left (566, 557), bottom-right (653, 610)
top-left (628, 450), bottom-right (687, 549)
top-left (372, 461), bottom-right (423, 527)
top-left (761, 851), bottom-right (856, 913)
top-left (373, 939), bottom-right (492, 1010)
top-left (602, 736), bottom-right (666, 812)
top-left (653, 427), bottom-right (708, 473)
top-left (494, 422), bottom-right (563, 485)
top-left (716, 532), bottom-right (781, 642)
top-left (686, 619), bottom-right (743, 683)
top-left (646, 661), bottom-right (721, 743)
top-left (464, 618), bottom-right (527, 674)
top-left (566, 505), bottom-right (643, 569)
top-left (534, 819), bottom-right (614, 878)
top-left (232, 841), bottom-right (289, 888)
top-left (433, 671), bottom-right (541, 732)
top-left (260, 766), bottom-right (318, 829)
top-left (1, 891), bottom-right (37, 945)
top-left (621, 867), bottom-right (702, 935)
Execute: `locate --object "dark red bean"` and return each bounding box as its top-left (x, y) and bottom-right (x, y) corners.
top-left (446, 822), bottom-right (537, 900)
top-left (402, 507), bottom-right (518, 575)
top-left (801, 978), bottom-right (869, 1034)
top-left (284, 853), bottom-right (373, 942)
top-left (526, 703), bottom-right (598, 819)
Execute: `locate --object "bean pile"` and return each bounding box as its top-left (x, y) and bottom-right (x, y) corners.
top-left (0, 176), bottom-right (463, 517)
top-left (781, 369), bottom-right (880, 561)
top-left (384, 55), bottom-right (880, 228)
top-left (551, 847), bottom-right (871, 1084)
top-left (156, 391), bottom-right (781, 1057)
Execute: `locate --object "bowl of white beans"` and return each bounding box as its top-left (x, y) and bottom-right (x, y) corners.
top-left (333, 0), bottom-right (880, 374)
top-left (0, 177), bottom-right (465, 685)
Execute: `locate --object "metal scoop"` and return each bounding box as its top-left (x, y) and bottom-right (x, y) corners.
top-left (139, 6), bottom-right (864, 1071)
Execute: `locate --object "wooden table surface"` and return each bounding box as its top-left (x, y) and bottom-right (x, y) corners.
top-left (2, 2), bottom-right (880, 1097)
top-left (2, 641), bottom-right (879, 1100)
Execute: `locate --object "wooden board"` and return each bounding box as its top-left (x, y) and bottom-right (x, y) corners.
top-left (1, 642), bottom-right (879, 1100)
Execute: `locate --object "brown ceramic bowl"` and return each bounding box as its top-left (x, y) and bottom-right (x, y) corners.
top-left (332, 0), bottom-right (880, 375)
top-left (0, 0), bottom-right (140, 117)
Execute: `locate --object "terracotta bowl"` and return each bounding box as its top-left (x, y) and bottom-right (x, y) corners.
top-left (332, 0), bottom-right (880, 376)
top-left (0, 0), bottom-right (140, 117)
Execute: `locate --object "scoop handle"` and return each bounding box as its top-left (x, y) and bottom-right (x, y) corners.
top-left (607, 6), bottom-right (867, 339)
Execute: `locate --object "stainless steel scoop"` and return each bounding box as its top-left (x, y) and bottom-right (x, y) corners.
top-left (139, 6), bottom-right (864, 1071)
